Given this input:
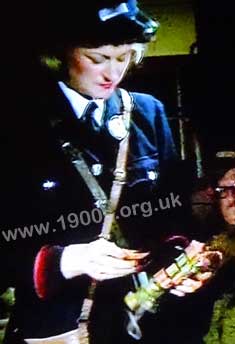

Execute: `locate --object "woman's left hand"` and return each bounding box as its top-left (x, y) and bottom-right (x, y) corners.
top-left (169, 249), bottom-right (223, 296)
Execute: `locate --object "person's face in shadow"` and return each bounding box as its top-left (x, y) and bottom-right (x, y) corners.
top-left (67, 44), bottom-right (133, 99)
top-left (218, 168), bottom-right (235, 224)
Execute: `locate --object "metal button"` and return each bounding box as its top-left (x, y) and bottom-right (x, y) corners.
top-left (91, 164), bottom-right (103, 176)
top-left (42, 180), bottom-right (59, 190)
top-left (147, 170), bottom-right (158, 181)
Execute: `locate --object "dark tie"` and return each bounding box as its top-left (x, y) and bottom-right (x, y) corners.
top-left (81, 101), bottom-right (100, 132)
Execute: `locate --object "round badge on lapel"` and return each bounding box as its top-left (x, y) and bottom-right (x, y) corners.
top-left (107, 115), bottom-right (129, 140)
top-left (147, 170), bottom-right (158, 181)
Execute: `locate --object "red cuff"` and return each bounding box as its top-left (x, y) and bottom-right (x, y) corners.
top-left (33, 245), bottom-right (64, 299)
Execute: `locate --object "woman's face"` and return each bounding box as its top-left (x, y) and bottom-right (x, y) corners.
top-left (67, 44), bottom-right (133, 99)
top-left (218, 168), bottom-right (235, 224)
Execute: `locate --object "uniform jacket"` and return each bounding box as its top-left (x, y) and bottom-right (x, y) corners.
top-left (0, 71), bottom-right (179, 343)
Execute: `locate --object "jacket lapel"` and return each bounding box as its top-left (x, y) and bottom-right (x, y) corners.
top-left (104, 88), bottom-right (122, 123)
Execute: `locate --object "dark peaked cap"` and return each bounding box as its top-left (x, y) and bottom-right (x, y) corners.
top-left (38, 0), bottom-right (159, 55)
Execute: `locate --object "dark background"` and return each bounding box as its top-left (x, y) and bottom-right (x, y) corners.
top-left (122, 0), bottom-right (235, 163)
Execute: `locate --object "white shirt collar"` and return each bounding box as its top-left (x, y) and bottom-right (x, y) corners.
top-left (58, 81), bottom-right (104, 126)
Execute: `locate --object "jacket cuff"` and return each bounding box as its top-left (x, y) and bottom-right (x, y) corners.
top-left (33, 245), bottom-right (65, 299)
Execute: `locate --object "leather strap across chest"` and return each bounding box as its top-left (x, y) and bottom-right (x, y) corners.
top-left (63, 89), bottom-right (133, 344)
top-left (62, 88), bottom-right (132, 234)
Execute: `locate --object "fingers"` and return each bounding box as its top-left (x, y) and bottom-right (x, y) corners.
top-left (178, 278), bottom-right (203, 291)
top-left (88, 266), bottom-right (137, 281)
top-left (169, 270), bottom-right (213, 297)
top-left (167, 252), bottom-right (217, 296)
top-left (88, 271), bottom-right (134, 281)
top-left (170, 278), bottom-right (203, 296)
top-left (194, 271), bottom-right (213, 282)
top-left (122, 249), bottom-right (150, 260)
top-left (93, 238), bottom-right (149, 260)
top-left (85, 239), bottom-right (149, 280)
top-left (169, 289), bottom-right (185, 297)
top-left (86, 256), bottom-right (137, 281)
top-left (92, 238), bottom-right (127, 259)
top-left (94, 255), bottom-right (139, 269)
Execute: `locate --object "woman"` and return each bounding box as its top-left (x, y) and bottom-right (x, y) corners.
top-left (0, 1), bottom-right (207, 343)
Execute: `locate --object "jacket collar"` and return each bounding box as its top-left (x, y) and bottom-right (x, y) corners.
top-left (52, 81), bottom-right (122, 122)
top-left (45, 81), bottom-right (123, 144)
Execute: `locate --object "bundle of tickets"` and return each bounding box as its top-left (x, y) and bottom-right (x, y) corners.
top-left (124, 240), bottom-right (223, 340)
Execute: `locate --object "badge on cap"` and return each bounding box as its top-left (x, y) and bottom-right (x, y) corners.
top-left (107, 115), bottom-right (129, 140)
top-left (99, 3), bottom-right (129, 22)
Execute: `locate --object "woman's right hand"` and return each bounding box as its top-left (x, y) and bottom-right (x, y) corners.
top-left (60, 238), bottom-right (149, 281)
